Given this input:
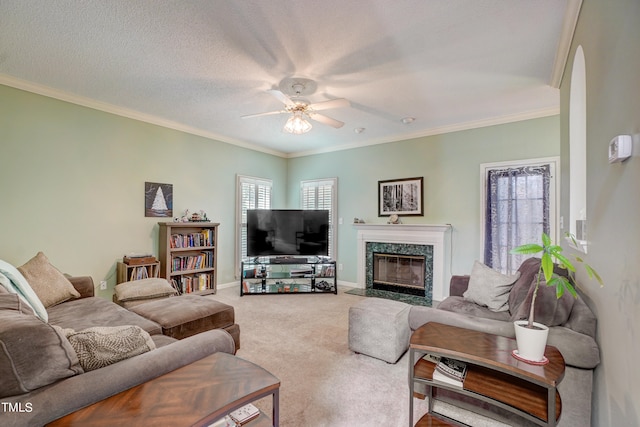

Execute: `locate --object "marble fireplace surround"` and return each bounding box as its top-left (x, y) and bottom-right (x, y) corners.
top-left (354, 223), bottom-right (451, 302)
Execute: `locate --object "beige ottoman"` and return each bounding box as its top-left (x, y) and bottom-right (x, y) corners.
top-left (130, 295), bottom-right (240, 351)
top-left (348, 297), bottom-right (411, 363)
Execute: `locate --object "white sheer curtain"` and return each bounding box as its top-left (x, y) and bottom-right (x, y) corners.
top-left (484, 164), bottom-right (551, 274)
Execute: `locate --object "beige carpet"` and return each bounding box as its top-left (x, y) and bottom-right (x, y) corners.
top-left (210, 286), bottom-right (427, 426)
top-left (210, 286), bottom-right (510, 427)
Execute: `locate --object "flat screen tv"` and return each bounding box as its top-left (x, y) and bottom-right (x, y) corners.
top-left (246, 209), bottom-right (329, 257)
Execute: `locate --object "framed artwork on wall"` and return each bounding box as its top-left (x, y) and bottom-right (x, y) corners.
top-left (378, 177), bottom-right (423, 216)
top-left (145, 182), bottom-right (173, 217)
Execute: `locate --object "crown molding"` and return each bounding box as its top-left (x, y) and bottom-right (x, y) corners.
top-left (2, 73), bottom-right (559, 160)
top-left (549, 0), bottom-right (583, 88)
top-left (0, 74), bottom-right (288, 158)
top-left (287, 106), bottom-right (560, 158)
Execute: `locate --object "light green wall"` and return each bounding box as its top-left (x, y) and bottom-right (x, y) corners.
top-left (0, 85), bottom-right (287, 298)
top-left (0, 82), bottom-right (559, 299)
top-left (560, 1), bottom-right (640, 425)
top-left (287, 116), bottom-right (560, 284)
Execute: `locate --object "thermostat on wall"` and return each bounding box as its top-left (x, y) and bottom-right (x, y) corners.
top-left (608, 135), bottom-right (632, 163)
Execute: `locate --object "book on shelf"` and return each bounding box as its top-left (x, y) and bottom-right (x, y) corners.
top-left (169, 231), bottom-right (215, 249)
top-left (129, 266), bottom-right (150, 281)
top-left (169, 279), bottom-right (182, 295)
top-left (229, 403), bottom-right (260, 425)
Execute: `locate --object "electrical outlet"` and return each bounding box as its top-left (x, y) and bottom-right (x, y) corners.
top-left (99, 281), bottom-right (107, 290)
top-left (338, 263), bottom-right (343, 271)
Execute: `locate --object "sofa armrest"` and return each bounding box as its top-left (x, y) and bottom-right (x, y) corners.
top-left (547, 326), bottom-right (600, 369)
top-left (66, 276), bottom-right (95, 298)
top-left (409, 306), bottom-right (600, 369)
top-left (409, 305), bottom-right (515, 337)
top-left (449, 275), bottom-right (470, 297)
top-left (5, 329), bottom-right (235, 427)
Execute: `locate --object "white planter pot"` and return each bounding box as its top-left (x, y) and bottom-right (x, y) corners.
top-left (514, 320), bottom-right (549, 362)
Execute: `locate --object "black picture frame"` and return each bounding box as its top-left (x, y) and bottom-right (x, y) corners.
top-left (378, 177), bottom-right (423, 216)
top-left (145, 182), bottom-right (173, 217)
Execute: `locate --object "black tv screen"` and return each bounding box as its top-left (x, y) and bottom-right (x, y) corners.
top-left (246, 209), bottom-right (329, 257)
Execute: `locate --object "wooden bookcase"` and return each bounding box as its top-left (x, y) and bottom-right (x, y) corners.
top-left (158, 222), bottom-right (219, 295)
top-left (116, 261), bottom-right (160, 284)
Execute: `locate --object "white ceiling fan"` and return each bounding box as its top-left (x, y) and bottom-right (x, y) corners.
top-left (242, 78), bottom-right (350, 134)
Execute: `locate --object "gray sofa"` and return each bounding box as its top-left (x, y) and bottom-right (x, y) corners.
top-left (408, 257), bottom-right (601, 427)
top-left (1, 276), bottom-right (236, 426)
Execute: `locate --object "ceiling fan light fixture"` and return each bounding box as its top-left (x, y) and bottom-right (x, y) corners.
top-left (284, 111), bottom-right (312, 134)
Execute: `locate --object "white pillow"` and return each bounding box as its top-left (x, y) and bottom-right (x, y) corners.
top-left (0, 259), bottom-right (48, 322)
top-left (463, 261), bottom-right (521, 312)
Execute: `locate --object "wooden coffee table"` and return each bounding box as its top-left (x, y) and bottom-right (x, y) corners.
top-left (48, 352), bottom-right (280, 427)
top-left (409, 322), bottom-right (565, 427)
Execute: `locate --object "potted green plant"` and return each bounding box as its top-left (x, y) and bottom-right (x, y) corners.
top-left (509, 232), bottom-right (602, 362)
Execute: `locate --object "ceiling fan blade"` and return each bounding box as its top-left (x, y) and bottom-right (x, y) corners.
top-left (308, 112), bottom-right (345, 128)
top-left (241, 110), bottom-right (287, 119)
top-left (267, 89), bottom-right (296, 108)
top-left (308, 98), bottom-right (350, 111)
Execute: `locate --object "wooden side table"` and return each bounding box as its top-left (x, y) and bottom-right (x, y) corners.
top-left (409, 322), bottom-right (565, 427)
top-left (48, 352), bottom-right (280, 427)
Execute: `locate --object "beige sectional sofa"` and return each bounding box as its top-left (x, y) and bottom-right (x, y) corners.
top-left (0, 257), bottom-right (236, 426)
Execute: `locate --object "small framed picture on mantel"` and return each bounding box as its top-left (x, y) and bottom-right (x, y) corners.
top-left (378, 177), bottom-right (423, 216)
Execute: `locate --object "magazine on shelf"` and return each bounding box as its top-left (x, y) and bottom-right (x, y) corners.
top-left (422, 353), bottom-right (441, 364)
top-left (435, 357), bottom-right (468, 383)
top-left (432, 369), bottom-right (464, 388)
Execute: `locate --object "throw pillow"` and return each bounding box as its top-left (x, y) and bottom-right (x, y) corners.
top-left (60, 325), bottom-right (156, 371)
top-left (463, 261), bottom-right (521, 312)
top-left (0, 259), bottom-right (48, 322)
top-left (18, 252), bottom-right (80, 308)
top-left (115, 278), bottom-right (178, 302)
top-left (510, 273), bottom-right (576, 326)
top-left (0, 294), bottom-right (83, 398)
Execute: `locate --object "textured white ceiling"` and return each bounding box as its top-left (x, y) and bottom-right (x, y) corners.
top-left (0, 1), bottom-right (575, 156)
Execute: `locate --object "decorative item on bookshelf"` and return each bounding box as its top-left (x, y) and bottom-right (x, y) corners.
top-left (176, 209), bottom-right (209, 222)
top-left (123, 254), bottom-right (156, 265)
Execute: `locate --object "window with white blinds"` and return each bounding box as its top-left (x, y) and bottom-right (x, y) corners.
top-left (300, 178), bottom-right (337, 259)
top-left (236, 175), bottom-right (272, 270)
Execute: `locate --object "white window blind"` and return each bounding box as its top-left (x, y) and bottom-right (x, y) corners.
top-left (300, 178), bottom-right (337, 259)
top-left (236, 175), bottom-right (272, 271)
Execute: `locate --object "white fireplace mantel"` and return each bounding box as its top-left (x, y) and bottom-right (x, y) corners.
top-left (353, 223), bottom-right (451, 302)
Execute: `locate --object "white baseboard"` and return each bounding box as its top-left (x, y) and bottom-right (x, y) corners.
top-left (217, 281), bottom-right (240, 290)
top-left (337, 280), bottom-right (360, 289)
